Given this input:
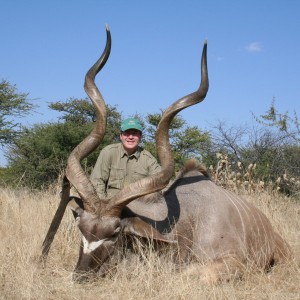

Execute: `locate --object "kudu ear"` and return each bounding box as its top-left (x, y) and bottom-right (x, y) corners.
top-left (67, 196), bottom-right (84, 221)
top-left (124, 217), bottom-right (177, 244)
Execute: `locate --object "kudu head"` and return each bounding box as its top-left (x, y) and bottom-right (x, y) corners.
top-left (41, 26), bottom-right (209, 282)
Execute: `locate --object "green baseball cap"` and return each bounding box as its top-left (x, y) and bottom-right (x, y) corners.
top-left (121, 118), bottom-right (143, 132)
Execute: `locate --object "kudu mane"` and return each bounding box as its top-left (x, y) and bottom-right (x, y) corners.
top-left (134, 159), bottom-right (209, 204)
top-left (172, 158), bottom-right (209, 180)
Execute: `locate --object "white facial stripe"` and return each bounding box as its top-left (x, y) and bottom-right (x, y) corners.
top-left (82, 236), bottom-right (105, 254)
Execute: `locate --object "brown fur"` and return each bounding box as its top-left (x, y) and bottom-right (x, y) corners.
top-left (136, 159), bottom-right (209, 204)
top-left (176, 158), bottom-right (209, 179)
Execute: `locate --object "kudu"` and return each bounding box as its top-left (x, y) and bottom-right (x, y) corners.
top-left (41, 26), bottom-right (291, 284)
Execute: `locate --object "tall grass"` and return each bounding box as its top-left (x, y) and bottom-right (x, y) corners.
top-left (0, 186), bottom-right (299, 299)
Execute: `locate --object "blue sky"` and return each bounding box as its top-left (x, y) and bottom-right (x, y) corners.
top-left (1, 0), bottom-right (299, 166)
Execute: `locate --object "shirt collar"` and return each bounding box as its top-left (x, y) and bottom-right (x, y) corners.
top-left (119, 143), bottom-right (141, 159)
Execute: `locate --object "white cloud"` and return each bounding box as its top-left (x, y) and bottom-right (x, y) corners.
top-left (246, 42), bottom-right (263, 52)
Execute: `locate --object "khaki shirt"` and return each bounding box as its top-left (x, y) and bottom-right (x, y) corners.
top-left (90, 143), bottom-right (161, 199)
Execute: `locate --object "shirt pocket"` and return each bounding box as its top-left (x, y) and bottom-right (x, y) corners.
top-left (108, 167), bottom-right (125, 189)
top-left (132, 166), bottom-right (148, 181)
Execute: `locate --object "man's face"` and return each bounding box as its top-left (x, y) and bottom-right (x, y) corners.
top-left (120, 129), bottom-right (142, 154)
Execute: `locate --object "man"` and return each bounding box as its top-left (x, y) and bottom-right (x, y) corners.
top-left (90, 117), bottom-right (161, 199)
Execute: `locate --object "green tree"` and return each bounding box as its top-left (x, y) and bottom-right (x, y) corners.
top-left (6, 122), bottom-right (89, 187)
top-left (251, 99), bottom-right (300, 183)
top-left (4, 98), bottom-right (121, 188)
top-left (253, 98), bottom-right (299, 142)
top-left (49, 98), bottom-right (97, 124)
top-left (50, 98), bottom-right (121, 146)
top-left (0, 80), bottom-right (35, 145)
top-left (144, 112), bottom-right (211, 170)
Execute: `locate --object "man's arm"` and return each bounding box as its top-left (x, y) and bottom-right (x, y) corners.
top-left (90, 147), bottom-right (111, 199)
top-left (143, 151), bottom-right (161, 175)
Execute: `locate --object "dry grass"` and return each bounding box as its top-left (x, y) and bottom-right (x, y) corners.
top-left (0, 187), bottom-right (300, 300)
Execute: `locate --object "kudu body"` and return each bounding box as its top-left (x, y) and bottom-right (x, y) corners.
top-left (41, 27), bottom-right (291, 284)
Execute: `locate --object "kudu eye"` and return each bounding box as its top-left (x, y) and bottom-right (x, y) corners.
top-left (111, 226), bottom-right (121, 239)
